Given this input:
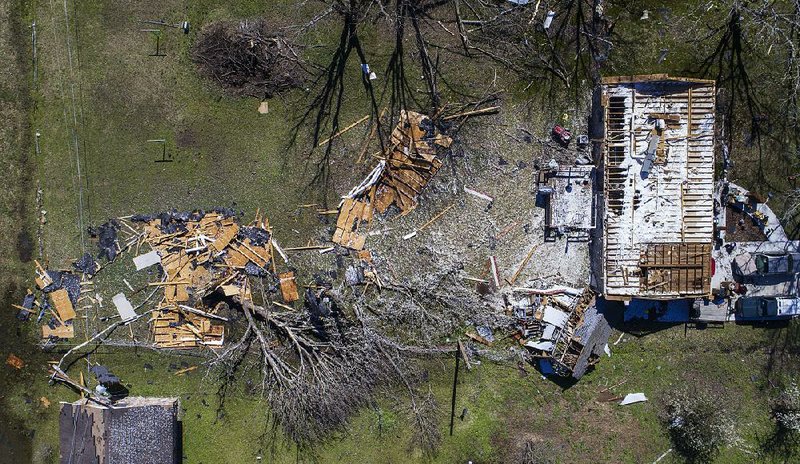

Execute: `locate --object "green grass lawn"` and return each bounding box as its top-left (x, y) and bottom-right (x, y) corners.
top-left (2, 0), bottom-right (800, 463)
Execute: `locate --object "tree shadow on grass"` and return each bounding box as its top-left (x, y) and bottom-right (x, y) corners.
top-left (763, 319), bottom-right (800, 384)
top-left (758, 427), bottom-right (800, 463)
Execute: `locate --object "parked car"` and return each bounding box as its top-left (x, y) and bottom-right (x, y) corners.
top-left (733, 252), bottom-right (800, 277)
top-left (735, 296), bottom-right (800, 320)
top-left (754, 252), bottom-right (799, 275)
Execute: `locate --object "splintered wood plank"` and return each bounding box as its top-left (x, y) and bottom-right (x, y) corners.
top-left (390, 169), bottom-right (425, 192)
top-left (211, 223), bottom-right (239, 252)
top-left (279, 272), bottom-right (300, 303)
top-left (175, 285), bottom-right (189, 302)
top-left (395, 187), bottom-right (416, 212)
top-left (164, 284), bottom-right (177, 303)
top-left (374, 186), bottom-right (396, 213)
top-left (191, 265), bottom-right (213, 290)
top-left (333, 197), bottom-right (372, 249)
top-left (236, 241), bottom-right (268, 267)
top-left (225, 246), bottom-right (251, 268)
top-left (358, 201), bottom-right (373, 227)
top-left (50, 289), bottom-right (76, 321)
top-left (337, 199), bottom-right (357, 229)
top-left (338, 230), bottom-right (366, 250)
top-left (332, 227), bottom-right (345, 244)
top-left (348, 233), bottom-right (367, 250)
top-left (221, 285), bottom-right (241, 297)
top-left (42, 323), bottom-right (74, 339)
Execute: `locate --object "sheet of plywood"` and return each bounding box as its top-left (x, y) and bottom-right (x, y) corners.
top-left (42, 323), bottom-right (74, 339)
top-left (211, 223), bottom-right (239, 252)
top-left (112, 293), bottom-right (137, 321)
top-left (50, 289), bottom-right (76, 321)
top-left (225, 247), bottom-right (250, 268)
top-left (133, 250), bottom-right (161, 271)
top-left (175, 284), bottom-right (189, 302)
top-left (279, 272), bottom-right (299, 303)
top-left (221, 285), bottom-right (241, 297)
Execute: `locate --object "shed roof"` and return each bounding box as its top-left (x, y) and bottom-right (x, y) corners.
top-left (59, 397), bottom-right (180, 464)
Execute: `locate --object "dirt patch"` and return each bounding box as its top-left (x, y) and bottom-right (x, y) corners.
top-left (16, 230), bottom-right (32, 262)
top-left (726, 206), bottom-right (768, 242)
top-left (492, 393), bottom-right (651, 464)
top-left (176, 128), bottom-right (199, 149)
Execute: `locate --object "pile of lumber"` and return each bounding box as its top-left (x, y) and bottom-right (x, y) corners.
top-left (131, 210), bottom-right (283, 348)
top-left (31, 260), bottom-right (80, 339)
top-left (152, 306), bottom-right (225, 348)
top-left (332, 110), bottom-right (452, 250)
top-left (21, 209), bottom-right (302, 349)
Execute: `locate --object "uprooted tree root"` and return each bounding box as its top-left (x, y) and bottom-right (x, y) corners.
top-left (192, 19), bottom-right (309, 98)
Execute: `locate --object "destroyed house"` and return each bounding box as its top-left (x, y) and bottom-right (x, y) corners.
top-left (597, 75), bottom-right (715, 301)
top-left (537, 165), bottom-right (596, 239)
top-left (518, 289), bottom-right (611, 379)
top-left (59, 397), bottom-right (180, 464)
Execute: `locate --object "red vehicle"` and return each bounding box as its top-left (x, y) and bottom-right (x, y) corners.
top-left (552, 125), bottom-right (571, 145)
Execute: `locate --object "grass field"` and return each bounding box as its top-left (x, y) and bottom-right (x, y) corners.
top-left (2, 0), bottom-right (799, 463)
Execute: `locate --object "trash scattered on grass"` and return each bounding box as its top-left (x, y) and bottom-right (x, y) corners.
top-left (620, 393), bottom-right (648, 405)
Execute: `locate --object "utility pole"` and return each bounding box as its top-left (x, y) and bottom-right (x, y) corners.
top-left (449, 344), bottom-right (460, 436)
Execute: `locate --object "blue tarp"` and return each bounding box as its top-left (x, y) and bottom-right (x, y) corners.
top-left (624, 299), bottom-right (691, 322)
top-left (539, 359), bottom-right (555, 375)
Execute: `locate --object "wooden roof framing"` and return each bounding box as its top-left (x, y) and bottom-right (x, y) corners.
top-left (600, 76), bottom-right (715, 300)
top-left (639, 243), bottom-right (711, 297)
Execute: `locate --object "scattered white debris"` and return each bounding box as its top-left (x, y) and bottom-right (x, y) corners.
top-left (342, 161), bottom-right (385, 204)
top-left (604, 343), bottom-right (612, 357)
top-left (402, 231), bottom-right (417, 240)
top-left (489, 256), bottom-right (500, 287)
top-left (133, 250), bottom-right (161, 271)
top-left (464, 186), bottom-right (494, 203)
top-left (526, 340), bottom-right (554, 351)
top-left (318, 246), bottom-right (335, 254)
top-left (112, 293), bottom-right (137, 322)
top-left (544, 10), bottom-right (555, 29)
top-left (368, 227), bottom-right (393, 236)
top-left (653, 448), bottom-right (673, 463)
top-left (620, 393), bottom-right (648, 405)
top-left (360, 63), bottom-right (377, 80)
top-left (271, 238), bottom-right (289, 263)
top-left (543, 306), bottom-right (569, 328)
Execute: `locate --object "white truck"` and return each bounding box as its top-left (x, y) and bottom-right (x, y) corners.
top-left (735, 296), bottom-right (800, 320)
